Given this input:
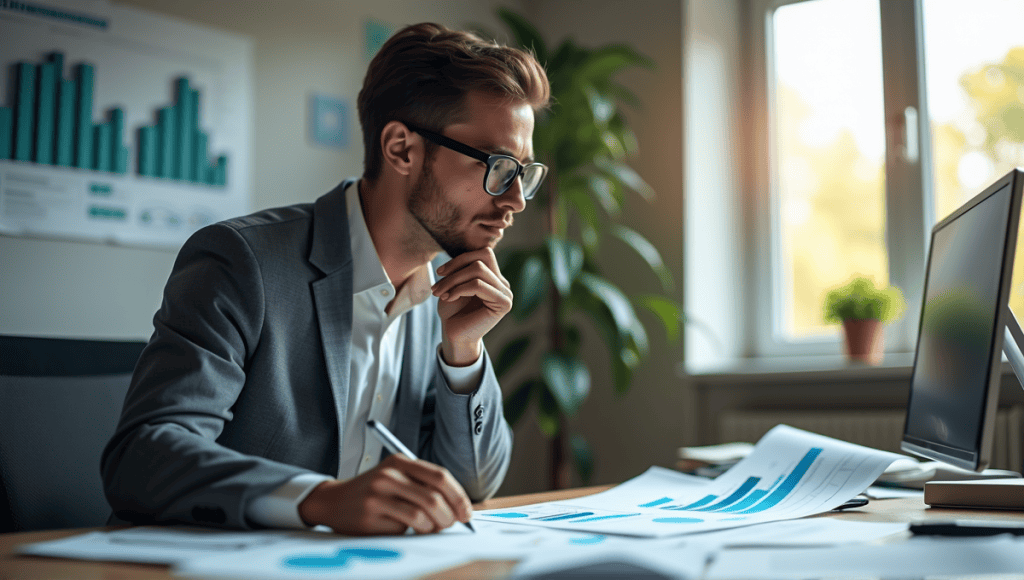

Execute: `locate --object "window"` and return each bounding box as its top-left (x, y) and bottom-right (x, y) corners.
top-left (749, 0), bottom-right (1024, 357)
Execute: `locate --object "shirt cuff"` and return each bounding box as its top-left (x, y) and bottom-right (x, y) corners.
top-left (437, 345), bottom-right (484, 394)
top-left (246, 473), bottom-right (333, 530)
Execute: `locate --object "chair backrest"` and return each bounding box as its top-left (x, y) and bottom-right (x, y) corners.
top-left (0, 335), bottom-right (145, 532)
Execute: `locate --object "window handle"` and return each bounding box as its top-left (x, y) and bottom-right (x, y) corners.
top-left (901, 106), bottom-right (919, 164)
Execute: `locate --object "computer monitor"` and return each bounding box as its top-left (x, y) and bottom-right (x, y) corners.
top-left (902, 168), bottom-right (1024, 508)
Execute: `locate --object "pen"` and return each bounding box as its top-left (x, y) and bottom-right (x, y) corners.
top-left (366, 420), bottom-right (475, 533)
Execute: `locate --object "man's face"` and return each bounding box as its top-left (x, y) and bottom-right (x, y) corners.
top-left (408, 92), bottom-right (534, 257)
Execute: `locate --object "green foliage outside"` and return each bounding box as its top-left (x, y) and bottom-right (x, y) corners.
top-left (784, 45), bottom-right (1024, 336)
top-left (480, 9), bottom-right (681, 488)
top-left (823, 276), bottom-right (905, 324)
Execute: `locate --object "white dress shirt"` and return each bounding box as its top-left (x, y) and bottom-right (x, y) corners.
top-left (246, 181), bottom-right (484, 529)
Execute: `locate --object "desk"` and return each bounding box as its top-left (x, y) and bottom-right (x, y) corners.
top-left (0, 485), bottom-right (610, 580)
top-left (2, 487), bottom-right (1023, 579)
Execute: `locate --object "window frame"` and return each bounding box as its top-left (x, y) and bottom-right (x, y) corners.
top-left (746, 0), bottom-right (930, 359)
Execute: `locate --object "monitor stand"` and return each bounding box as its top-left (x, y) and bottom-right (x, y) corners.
top-left (924, 311), bottom-right (1024, 509)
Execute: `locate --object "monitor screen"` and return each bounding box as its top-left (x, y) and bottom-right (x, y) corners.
top-left (903, 170), bottom-right (1023, 472)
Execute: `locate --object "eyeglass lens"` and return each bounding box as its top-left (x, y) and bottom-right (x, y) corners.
top-left (486, 158), bottom-right (544, 199)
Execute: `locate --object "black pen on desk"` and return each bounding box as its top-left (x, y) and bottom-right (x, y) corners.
top-left (366, 420), bottom-right (475, 533)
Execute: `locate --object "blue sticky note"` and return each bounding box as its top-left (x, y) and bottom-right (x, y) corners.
top-left (365, 19), bottom-right (395, 59)
top-left (310, 94), bottom-right (349, 148)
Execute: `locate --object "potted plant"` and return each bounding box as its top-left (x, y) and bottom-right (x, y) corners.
top-left (823, 276), bottom-right (905, 365)
top-left (479, 9), bottom-right (683, 489)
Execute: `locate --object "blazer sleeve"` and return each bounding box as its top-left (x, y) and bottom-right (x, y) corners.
top-left (101, 223), bottom-right (313, 530)
top-left (420, 351), bottom-right (513, 502)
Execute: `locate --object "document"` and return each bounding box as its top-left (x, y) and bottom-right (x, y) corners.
top-left (706, 536), bottom-right (1024, 578)
top-left (18, 526), bottom-right (302, 564)
top-left (476, 425), bottom-right (902, 537)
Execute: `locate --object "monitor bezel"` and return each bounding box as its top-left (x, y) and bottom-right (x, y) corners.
top-left (901, 168), bottom-right (1024, 472)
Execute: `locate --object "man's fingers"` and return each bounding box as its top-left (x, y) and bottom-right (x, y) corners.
top-left (432, 261), bottom-right (510, 300)
top-left (436, 248), bottom-right (504, 284)
top-left (397, 460), bottom-right (473, 523)
top-left (372, 497), bottom-right (437, 534)
top-left (374, 461), bottom-right (460, 530)
top-left (439, 280), bottom-right (512, 312)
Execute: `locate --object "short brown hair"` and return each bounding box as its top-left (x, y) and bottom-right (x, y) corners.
top-left (357, 22), bottom-right (550, 181)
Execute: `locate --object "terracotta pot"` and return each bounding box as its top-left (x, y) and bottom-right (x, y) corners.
top-left (842, 318), bottom-right (884, 365)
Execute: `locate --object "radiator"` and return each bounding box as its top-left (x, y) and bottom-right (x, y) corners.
top-left (718, 407), bottom-right (1024, 473)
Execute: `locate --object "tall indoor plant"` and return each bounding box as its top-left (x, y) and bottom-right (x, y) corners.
top-left (485, 9), bottom-right (682, 489)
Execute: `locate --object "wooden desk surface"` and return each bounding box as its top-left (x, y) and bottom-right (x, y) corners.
top-left (3, 487), bottom-right (1024, 579)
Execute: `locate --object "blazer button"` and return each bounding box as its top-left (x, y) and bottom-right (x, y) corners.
top-left (474, 421), bottom-right (483, 435)
top-left (474, 405), bottom-right (483, 419)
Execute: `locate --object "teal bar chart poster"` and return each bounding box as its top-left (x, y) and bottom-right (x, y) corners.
top-left (0, 0), bottom-right (252, 248)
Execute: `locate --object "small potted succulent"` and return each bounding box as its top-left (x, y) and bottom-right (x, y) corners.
top-left (824, 276), bottom-right (906, 365)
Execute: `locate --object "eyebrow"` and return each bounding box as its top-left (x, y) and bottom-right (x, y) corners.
top-left (479, 142), bottom-right (535, 164)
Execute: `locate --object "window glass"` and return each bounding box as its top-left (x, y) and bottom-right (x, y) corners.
top-left (921, 0), bottom-right (1024, 321)
top-left (771, 0), bottom-right (888, 337)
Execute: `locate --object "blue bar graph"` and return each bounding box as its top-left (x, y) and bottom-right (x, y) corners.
top-left (695, 476), bottom-right (760, 511)
top-left (667, 494), bottom-right (717, 511)
top-left (737, 447), bottom-right (823, 514)
top-left (718, 473), bottom-right (786, 513)
top-left (574, 513), bottom-right (640, 523)
top-left (639, 497), bottom-right (673, 508)
top-left (541, 512), bottom-right (595, 521)
top-left (2, 52), bottom-right (228, 186)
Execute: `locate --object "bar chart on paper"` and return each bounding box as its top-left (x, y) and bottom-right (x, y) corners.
top-left (0, 1), bottom-right (251, 247)
top-left (478, 426), bottom-right (902, 537)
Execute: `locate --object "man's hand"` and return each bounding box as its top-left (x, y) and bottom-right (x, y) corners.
top-left (297, 454), bottom-right (473, 535)
top-left (431, 247), bottom-right (513, 366)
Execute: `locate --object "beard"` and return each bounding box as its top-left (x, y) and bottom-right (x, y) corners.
top-left (408, 162), bottom-right (505, 258)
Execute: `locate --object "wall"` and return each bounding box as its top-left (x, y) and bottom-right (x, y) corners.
top-left (495, 0), bottom-right (686, 494)
top-left (1, 0), bottom-right (689, 497)
top-left (0, 0), bottom-right (520, 339)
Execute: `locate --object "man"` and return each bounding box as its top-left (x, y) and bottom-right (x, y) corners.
top-left (101, 22), bottom-right (550, 535)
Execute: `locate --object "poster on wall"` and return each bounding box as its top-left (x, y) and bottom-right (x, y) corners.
top-left (0, 0), bottom-right (253, 248)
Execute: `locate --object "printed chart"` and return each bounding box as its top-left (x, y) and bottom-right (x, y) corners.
top-left (477, 425), bottom-right (903, 537)
top-left (0, 0), bottom-right (251, 247)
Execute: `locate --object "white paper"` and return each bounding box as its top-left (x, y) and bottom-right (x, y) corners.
top-left (684, 518), bottom-right (907, 549)
top-left (17, 526), bottom-right (306, 564)
top-left (172, 536), bottom-right (472, 580)
top-left (477, 425), bottom-right (902, 537)
top-left (706, 536), bottom-right (1024, 579)
top-left (511, 544), bottom-right (712, 580)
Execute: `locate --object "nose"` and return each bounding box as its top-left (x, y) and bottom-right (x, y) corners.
top-left (496, 175), bottom-right (527, 214)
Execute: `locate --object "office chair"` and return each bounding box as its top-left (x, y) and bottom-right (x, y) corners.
top-left (0, 335), bottom-right (145, 532)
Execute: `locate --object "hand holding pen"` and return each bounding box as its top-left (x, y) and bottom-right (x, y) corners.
top-left (367, 420), bottom-right (475, 533)
top-left (296, 422), bottom-right (474, 535)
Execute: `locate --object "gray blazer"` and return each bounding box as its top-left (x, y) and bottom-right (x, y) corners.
top-left (101, 179), bottom-right (513, 529)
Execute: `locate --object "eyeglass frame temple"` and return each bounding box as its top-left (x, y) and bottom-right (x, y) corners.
top-left (406, 124), bottom-right (543, 198)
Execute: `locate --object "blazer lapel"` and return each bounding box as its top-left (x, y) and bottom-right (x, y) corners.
top-left (309, 179), bottom-right (357, 464)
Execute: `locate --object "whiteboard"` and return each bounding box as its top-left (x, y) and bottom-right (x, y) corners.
top-left (0, 0), bottom-right (253, 248)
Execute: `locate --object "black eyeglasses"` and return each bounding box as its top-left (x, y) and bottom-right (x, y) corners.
top-left (407, 124), bottom-right (547, 200)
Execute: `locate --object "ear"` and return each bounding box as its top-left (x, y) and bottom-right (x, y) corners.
top-left (379, 121), bottom-right (422, 177)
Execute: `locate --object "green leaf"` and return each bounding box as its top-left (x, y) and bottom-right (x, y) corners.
top-left (505, 252), bottom-right (549, 320)
top-left (598, 159), bottom-right (655, 201)
top-left (495, 334), bottom-right (531, 378)
top-left (503, 380), bottom-right (537, 427)
top-left (568, 281), bottom-right (639, 395)
top-left (546, 237), bottom-right (584, 296)
top-left (585, 87), bottom-right (615, 125)
top-left (541, 353), bottom-right (591, 417)
top-left (587, 174), bottom-right (621, 216)
top-left (537, 388), bottom-right (561, 437)
top-left (634, 294), bottom-right (683, 342)
top-left (577, 273), bottom-right (649, 357)
top-left (570, 434), bottom-right (594, 485)
top-left (497, 7), bottom-right (548, 63)
top-left (611, 225), bottom-right (674, 292)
